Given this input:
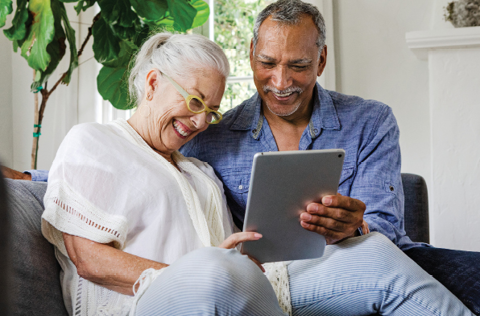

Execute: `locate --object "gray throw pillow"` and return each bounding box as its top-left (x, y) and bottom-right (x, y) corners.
top-left (6, 179), bottom-right (68, 315)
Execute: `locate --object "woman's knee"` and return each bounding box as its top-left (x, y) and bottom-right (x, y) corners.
top-left (137, 247), bottom-right (279, 315)
top-left (166, 247), bottom-right (267, 292)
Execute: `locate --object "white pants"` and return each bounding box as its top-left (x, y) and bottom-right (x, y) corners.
top-left (136, 232), bottom-right (472, 316)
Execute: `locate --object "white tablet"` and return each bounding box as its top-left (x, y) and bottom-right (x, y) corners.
top-left (240, 149), bottom-right (345, 263)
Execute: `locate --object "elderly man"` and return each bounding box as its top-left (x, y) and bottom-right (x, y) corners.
top-left (5, 0), bottom-right (479, 314)
top-left (180, 0), bottom-right (480, 314)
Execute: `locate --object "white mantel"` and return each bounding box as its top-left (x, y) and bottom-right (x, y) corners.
top-left (406, 26), bottom-right (480, 251)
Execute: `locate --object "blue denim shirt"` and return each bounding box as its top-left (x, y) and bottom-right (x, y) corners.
top-left (181, 83), bottom-right (423, 251)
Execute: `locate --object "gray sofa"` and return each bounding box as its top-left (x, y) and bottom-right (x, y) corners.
top-left (1, 174), bottom-right (429, 315)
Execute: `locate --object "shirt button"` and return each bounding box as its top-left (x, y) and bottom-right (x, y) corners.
top-left (238, 185), bottom-right (243, 190)
top-left (389, 186), bottom-right (395, 192)
top-left (252, 129), bottom-right (257, 133)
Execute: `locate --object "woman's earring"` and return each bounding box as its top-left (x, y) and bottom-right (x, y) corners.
top-left (146, 92), bottom-right (153, 101)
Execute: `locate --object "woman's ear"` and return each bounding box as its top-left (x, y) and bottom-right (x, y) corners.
top-left (145, 69), bottom-right (161, 97)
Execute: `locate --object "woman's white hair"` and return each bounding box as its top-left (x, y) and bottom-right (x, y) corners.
top-left (129, 33), bottom-right (230, 104)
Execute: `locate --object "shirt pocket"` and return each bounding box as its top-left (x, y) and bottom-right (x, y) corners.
top-left (218, 168), bottom-right (251, 209)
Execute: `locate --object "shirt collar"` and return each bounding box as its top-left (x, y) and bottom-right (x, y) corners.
top-left (230, 83), bottom-right (341, 139)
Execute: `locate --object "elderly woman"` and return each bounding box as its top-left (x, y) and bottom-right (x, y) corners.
top-left (41, 33), bottom-right (473, 316)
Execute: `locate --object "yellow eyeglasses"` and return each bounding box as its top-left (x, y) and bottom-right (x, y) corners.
top-left (163, 73), bottom-right (223, 124)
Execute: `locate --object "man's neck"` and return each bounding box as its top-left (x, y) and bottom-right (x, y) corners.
top-left (262, 98), bottom-right (313, 151)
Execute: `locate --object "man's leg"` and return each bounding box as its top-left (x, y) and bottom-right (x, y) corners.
top-left (136, 247), bottom-right (286, 316)
top-left (288, 232), bottom-right (474, 316)
top-left (405, 246), bottom-right (480, 315)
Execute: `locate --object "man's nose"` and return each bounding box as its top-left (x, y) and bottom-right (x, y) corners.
top-left (271, 66), bottom-right (291, 91)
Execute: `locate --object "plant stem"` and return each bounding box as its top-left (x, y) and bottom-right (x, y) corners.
top-left (78, 12), bottom-right (101, 59)
top-left (31, 71), bottom-right (39, 169)
top-left (30, 12), bottom-right (102, 168)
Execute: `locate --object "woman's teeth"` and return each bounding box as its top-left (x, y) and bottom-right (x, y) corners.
top-left (173, 121), bottom-right (190, 137)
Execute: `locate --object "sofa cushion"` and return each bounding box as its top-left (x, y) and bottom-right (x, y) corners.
top-left (6, 179), bottom-right (68, 315)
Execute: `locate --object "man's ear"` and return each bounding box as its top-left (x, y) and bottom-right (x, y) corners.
top-left (249, 39), bottom-right (254, 70)
top-left (317, 45), bottom-right (328, 77)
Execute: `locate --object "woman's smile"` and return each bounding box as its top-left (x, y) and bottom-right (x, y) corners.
top-left (172, 119), bottom-right (192, 139)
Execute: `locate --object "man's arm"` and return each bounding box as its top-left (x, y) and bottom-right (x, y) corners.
top-left (299, 106), bottom-right (405, 246)
top-left (1, 166), bottom-right (32, 180)
top-left (1, 167), bottom-right (49, 182)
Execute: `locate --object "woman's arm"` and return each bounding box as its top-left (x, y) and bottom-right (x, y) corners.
top-left (63, 233), bottom-right (168, 296)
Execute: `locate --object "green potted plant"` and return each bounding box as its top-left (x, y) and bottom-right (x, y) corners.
top-left (0, 0), bottom-right (209, 168)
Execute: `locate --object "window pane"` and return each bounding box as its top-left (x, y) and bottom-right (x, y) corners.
top-left (214, 0), bottom-right (273, 111)
top-left (214, 0), bottom-right (274, 77)
top-left (221, 80), bottom-right (258, 112)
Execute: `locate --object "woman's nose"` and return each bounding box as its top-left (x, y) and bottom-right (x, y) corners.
top-left (191, 112), bottom-right (208, 130)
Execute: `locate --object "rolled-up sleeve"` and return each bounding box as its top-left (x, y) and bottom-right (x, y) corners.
top-left (349, 107), bottom-right (419, 250)
top-left (24, 169), bottom-right (49, 182)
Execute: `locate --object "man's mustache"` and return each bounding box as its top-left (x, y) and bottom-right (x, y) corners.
top-left (263, 85), bottom-right (304, 95)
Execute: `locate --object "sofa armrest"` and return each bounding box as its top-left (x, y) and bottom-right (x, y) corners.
top-left (5, 179), bottom-right (68, 315)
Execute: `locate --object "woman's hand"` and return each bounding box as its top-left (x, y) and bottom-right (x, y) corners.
top-left (219, 232), bottom-right (265, 272)
top-left (360, 220), bottom-right (370, 235)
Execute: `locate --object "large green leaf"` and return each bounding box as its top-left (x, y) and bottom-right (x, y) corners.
top-left (0, 0), bottom-right (13, 28)
top-left (92, 15), bottom-right (121, 64)
top-left (55, 0), bottom-right (77, 84)
top-left (130, 0), bottom-right (168, 22)
top-left (97, 65), bottom-right (135, 110)
top-left (20, 0), bottom-right (55, 71)
top-left (98, 0), bottom-right (136, 27)
top-left (190, 0), bottom-right (209, 29)
top-left (73, 0), bottom-right (95, 14)
top-left (167, 0), bottom-right (196, 31)
top-left (30, 0), bottom-right (78, 91)
top-left (30, 0), bottom-right (65, 91)
top-left (98, 0), bottom-right (139, 39)
top-left (102, 39), bottom-right (137, 68)
top-left (3, 0), bottom-right (29, 51)
top-left (155, 14), bottom-right (174, 32)
top-left (132, 23), bottom-right (150, 47)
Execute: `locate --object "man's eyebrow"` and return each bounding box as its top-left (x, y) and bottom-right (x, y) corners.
top-left (290, 58), bottom-right (312, 64)
top-left (256, 54), bottom-right (275, 61)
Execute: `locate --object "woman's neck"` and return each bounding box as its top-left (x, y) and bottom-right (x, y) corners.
top-left (127, 110), bottom-right (179, 171)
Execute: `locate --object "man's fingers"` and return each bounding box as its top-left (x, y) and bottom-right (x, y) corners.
top-left (305, 203), bottom-right (358, 224)
top-left (320, 194), bottom-right (366, 213)
top-left (300, 220), bottom-right (348, 243)
top-left (300, 212), bottom-right (355, 232)
top-left (219, 232), bottom-right (262, 249)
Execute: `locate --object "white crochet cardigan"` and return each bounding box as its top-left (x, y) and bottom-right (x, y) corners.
top-left (41, 119), bottom-right (291, 315)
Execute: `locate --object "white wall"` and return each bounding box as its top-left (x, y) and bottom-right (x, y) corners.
top-left (333, 0), bottom-right (434, 191)
top-left (0, 14), bottom-right (13, 167)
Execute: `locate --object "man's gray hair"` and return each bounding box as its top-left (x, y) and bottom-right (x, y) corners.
top-left (129, 33), bottom-right (230, 104)
top-left (253, 0), bottom-right (326, 58)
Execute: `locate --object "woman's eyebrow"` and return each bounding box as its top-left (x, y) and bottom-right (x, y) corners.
top-left (187, 87), bottom-right (206, 99)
